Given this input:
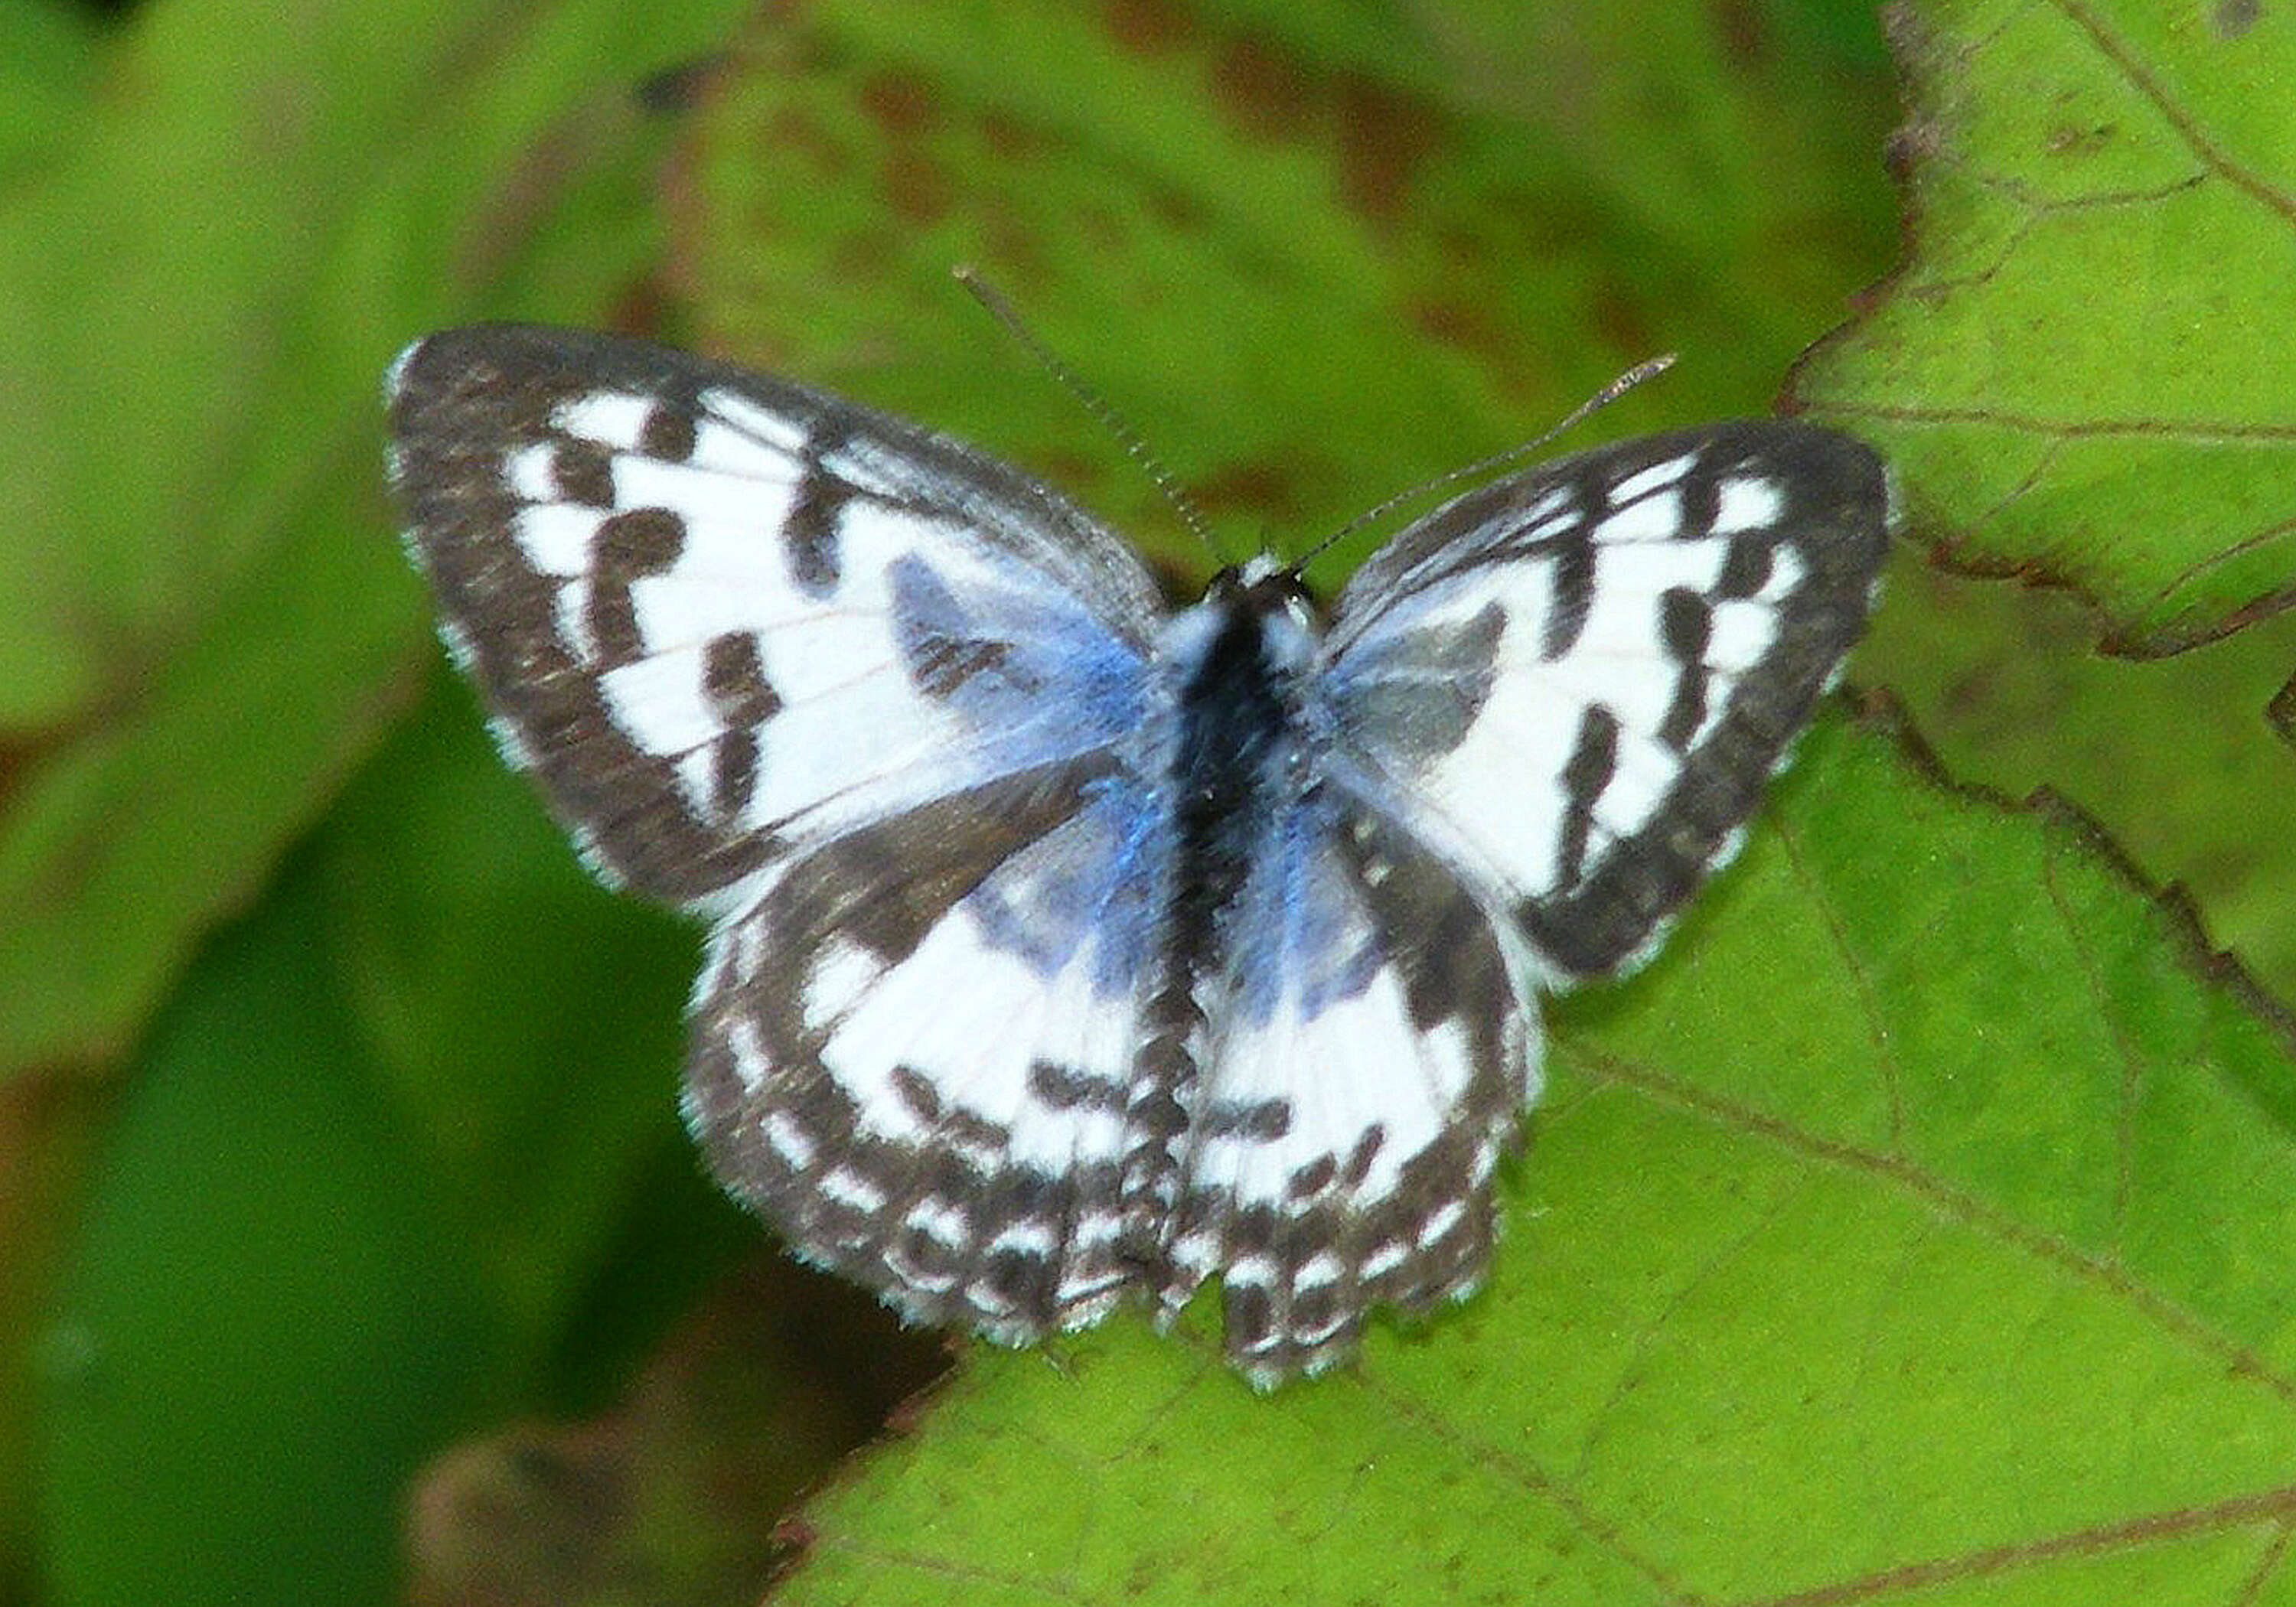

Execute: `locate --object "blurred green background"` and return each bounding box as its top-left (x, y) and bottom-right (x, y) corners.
top-left (8, 0), bottom-right (2296, 1603)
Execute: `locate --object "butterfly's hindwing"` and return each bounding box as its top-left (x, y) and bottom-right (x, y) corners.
top-left (386, 324), bottom-right (1164, 909)
top-left (683, 754), bottom-right (1171, 1339)
top-left (390, 325), bottom-right (1890, 1386)
top-left (1326, 422), bottom-right (1889, 980)
top-left (1166, 790), bottom-right (1532, 1381)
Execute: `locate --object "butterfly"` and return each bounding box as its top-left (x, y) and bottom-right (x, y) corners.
top-left (385, 323), bottom-right (1890, 1385)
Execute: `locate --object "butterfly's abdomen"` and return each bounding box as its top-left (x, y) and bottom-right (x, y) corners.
top-left (1118, 597), bottom-right (1311, 1276)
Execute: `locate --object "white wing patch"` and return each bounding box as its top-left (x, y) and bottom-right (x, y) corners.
top-left (1709, 545), bottom-right (1804, 674)
top-left (510, 500), bottom-right (605, 574)
top-left (1716, 472), bottom-right (1785, 533)
top-left (553, 389), bottom-right (657, 450)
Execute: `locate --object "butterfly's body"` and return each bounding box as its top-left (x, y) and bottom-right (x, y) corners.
top-left (387, 324), bottom-right (1888, 1384)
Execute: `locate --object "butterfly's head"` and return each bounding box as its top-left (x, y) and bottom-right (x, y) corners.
top-left (1208, 554), bottom-right (1319, 630)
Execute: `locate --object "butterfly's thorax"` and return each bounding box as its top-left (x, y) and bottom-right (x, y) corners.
top-left (1165, 572), bottom-right (1319, 865)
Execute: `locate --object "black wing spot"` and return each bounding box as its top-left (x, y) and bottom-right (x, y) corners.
top-left (1287, 1154), bottom-right (1337, 1199)
top-left (639, 402), bottom-right (698, 463)
top-left (784, 430), bottom-right (853, 596)
top-left (1554, 702), bottom-right (1620, 888)
top-left (549, 442), bottom-right (616, 507)
top-left (1655, 588), bottom-right (1712, 752)
top-left (890, 1064), bottom-right (943, 1124)
top-left (1028, 1059), bottom-right (1128, 1113)
top-left (1199, 1097), bottom-right (1293, 1141)
top-left (703, 631), bottom-right (783, 729)
top-left (890, 556), bottom-right (1036, 702)
top-left (1340, 1124), bottom-right (1386, 1188)
top-left (1716, 535), bottom-right (1773, 598)
top-left (711, 728), bottom-right (759, 816)
top-left (1540, 533), bottom-right (1596, 660)
top-left (587, 507), bottom-right (688, 662)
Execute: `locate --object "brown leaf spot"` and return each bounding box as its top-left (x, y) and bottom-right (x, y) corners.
top-left (858, 68), bottom-right (943, 136)
top-left (1210, 36), bottom-right (1314, 140)
top-left (881, 147), bottom-right (954, 226)
top-left (1187, 456), bottom-right (1303, 526)
top-left (2214, 0), bottom-right (2262, 37)
top-left (1104, 0), bottom-right (1194, 55)
top-left (1336, 77), bottom-right (1439, 224)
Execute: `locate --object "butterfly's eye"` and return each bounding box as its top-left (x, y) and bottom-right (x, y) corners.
top-left (1238, 565), bottom-right (1317, 621)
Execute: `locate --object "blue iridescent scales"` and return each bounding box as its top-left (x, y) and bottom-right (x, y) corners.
top-left (385, 324), bottom-right (1888, 1385)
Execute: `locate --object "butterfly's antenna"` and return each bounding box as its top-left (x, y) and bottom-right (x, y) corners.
top-left (1290, 351), bottom-right (1679, 574)
top-left (954, 265), bottom-right (1223, 564)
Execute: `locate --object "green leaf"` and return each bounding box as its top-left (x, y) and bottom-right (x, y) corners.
top-left (318, 667), bottom-right (718, 1362)
top-left (0, 1074), bottom-right (105, 1601)
top-left (1792, 0), bottom-right (2296, 1006)
top-left (1799, 0), bottom-right (2296, 650)
top-left (0, 0), bottom-right (99, 184)
top-left (0, 0), bottom-right (757, 1084)
top-left (683, 0), bottom-right (1896, 593)
top-left (1858, 566), bottom-right (2296, 1024)
top-left (35, 855), bottom-right (498, 1607)
top-left (772, 719), bottom-right (2296, 1604)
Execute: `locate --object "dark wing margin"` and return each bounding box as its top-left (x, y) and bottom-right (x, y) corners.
top-left (387, 327), bottom-right (776, 900)
top-left (1518, 424), bottom-right (1888, 976)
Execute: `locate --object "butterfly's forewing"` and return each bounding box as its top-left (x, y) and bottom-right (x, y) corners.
top-left (386, 324), bottom-right (1166, 907)
top-left (1324, 422), bottom-right (1890, 980)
